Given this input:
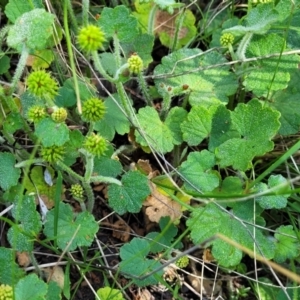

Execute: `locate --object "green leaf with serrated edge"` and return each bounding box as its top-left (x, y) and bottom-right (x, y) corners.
top-left (15, 273), bottom-right (48, 300)
top-left (99, 53), bottom-right (119, 77)
top-left (275, 0), bottom-right (300, 22)
top-left (3, 112), bottom-right (24, 134)
top-left (7, 9), bottom-right (55, 51)
top-left (62, 130), bottom-right (84, 166)
top-left (187, 202), bottom-right (275, 267)
top-left (98, 6), bottom-right (139, 43)
top-left (181, 105), bottom-right (216, 146)
top-left (94, 94), bottom-right (131, 141)
top-left (97, 287), bottom-right (123, 300)
top-left (209, 105), bottom-right (239, 151)
top-left (4, 0), bottom-right (34, 23)
top-left (107, 171), bottom-right (150, 215)
top-left (135, 106), bottom-right (187, 153)
top-left (121, 33), bottom-right (154, 67)
top-left (35, 118), bottom-right (69, 147)
top-left (0, 55), bottom-right (10, 74)
top-left (272, 69), bottom-right (300, 135)
top-left (46, 281), bottom-right (62, 300)
top-left (146, 217), bottom-right (178, 253)
top-left (274, 225), bottom-right (299, 263)
top-left (154, 48), bottom-right (238, 106)
top-left (254, 175), bottom-right (290, 209)
top-left (0, 247), bottom-right (25, 285)
top-left (0, 152), bottom-right (21, 191)
top-left (179, 151), bottom-right (219, 193)
top-left (223, 3), bottom-right (278, 36)
top-left (216, 99), bottom-right (280, 171)
top-left (8, 195), bottom-right (42, 251)
top-left (119, 238), bottom-right (163, 286)
top-left (44, 202), bottom-right (99, 251)
top-left (244, 34), bottom-right (299, 96)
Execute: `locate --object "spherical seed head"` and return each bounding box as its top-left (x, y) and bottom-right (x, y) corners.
top-left (51, 107), bottom-right (68, 123)
top-left (40, 146), bottom-right (65, 163)
top-left (27, 105), bottom-right (46, 123)
top-left (220, 33), bottom-right (234, 47)
top-left (0, 284), bottom-right (13, 300)
top-left (82, 98), bottom-right (106, 122)
top-left (70, 183), bottom-right (84, 199)
top-left (175, 256), bottom-right (189, 268)
top-left (77, 25), bottom-right (106, 53)
top-left (127, 53), bottom-right (143, 74)
top-left (84, 133), bottom-right (107, 157)
top-left (27, 70), bottom-right (58, 99)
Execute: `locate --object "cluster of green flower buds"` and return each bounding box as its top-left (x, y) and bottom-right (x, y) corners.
top-left (0, 284), bottom-right (13, 300)
top-left (175, 256), bottom-right (189, 268)
top-left (82, 98), bottom-right (106, 122)
top-left (84, 133), bottom-right (107, 157)
top-left (127, 53), bottom-right (143, 74)
top-left (77, 25), bottom-right (106, 52)
top-left (40, 146), bottom-right (65, 163)
top-left (70, 183), bottom-right (84, 201)
top-left (27, 105), bottom-right (46, 123)
top-left (51, 107), bottom-right (68, 123)
top-left (220, 33), bottom-right (234, 47)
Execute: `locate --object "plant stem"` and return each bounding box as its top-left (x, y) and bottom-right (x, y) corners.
top-left (236, 32), bottom-right (253, 60)
top-left (91, 51), bottom-right (115, 82)
top-left (83, 181), bottom-right (95, 212)
top-left (137, 72), bottom-right (152, 106)
top-left (56, 161), bottom-right (84, 182)
top-left (82, 0), bottom-right (89, 26)
top-left (64, 0), bottom-right (78, 33)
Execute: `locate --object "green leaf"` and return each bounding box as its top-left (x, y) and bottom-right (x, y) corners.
top-left (107, 171), bottom-right (150, 215)
top-left (15, 273), bottom-right (47, 300)
top-left (44, 202), bottom-right (99, 251)
top-left (46, 281), bottom-right (62, 300)
top-left (4, 0), bottom-right (34, 23)
top-left (94, 94), bottom-right (131, 141)
top-left (181, 105), bottom-right (216, 146)
top-left (187, 202), bottom-right (275, 267)
top-left (98, 5), bottom-right (139, 42)
top-left (274, 225), bottom-right (299, 263)
top-left (223, 3), bottom-right (278, 35)
top-left (0, 152), bottom-right (21, 191)
top-left (7, 8), bottom-right (55, 51)
top-left (179, 151), bottom-right (219, 193)
top-left (255, 175), bottom-right (291, 209)
top-left (35, 118), bottom-right (69, 147)
top-left (216, 99), bottom-right (281, 171)
top-left (94, 156), bottom-right (122, 178)
top-left (8, 195), bottom-right (42, 251)
top-left (244, 34), bottom-right (299, 96)
top-left (0, 247), bottom-right (25, 285)
top-left (96, 287), bottom-right (124, 300)
top-left (3, 112), bottom-right (24, 134)
top-left (119, 238), bottom-right (163, 286)
top-left (0, 55), bottom-right (10, 74)
top-left (154, 48), bottom-right (238, 106)
top-left (135, 106), bottom-right (187, 153)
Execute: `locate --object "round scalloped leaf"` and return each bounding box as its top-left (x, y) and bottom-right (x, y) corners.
top-left (107, 171), bottom-right (150, 215)
top-left (154, 48), bottom-right (238, 106)
top-left (98, 5), bottom-right (139, 42)
top-left (7, 8), bottom-right (55, 51)
top-left (0, 152), bottom-right (21, 191)
top-left (244, 34), bottom-right (299, 96)
top-left (135, 106), bottom-right (187, 153)
top-left (97, 287), bottom-right (124, 300)
top-left (35, 118), bottom-right (69, 147)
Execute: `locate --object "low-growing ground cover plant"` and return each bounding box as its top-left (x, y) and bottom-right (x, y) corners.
top-left (0, 0), bottom-right (300, 299)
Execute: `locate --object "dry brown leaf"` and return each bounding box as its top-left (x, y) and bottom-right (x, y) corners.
top-left (43, 266), bottom-right (65, 289)
top-left (17, 252), bottom-right (31, 267)
top-left (203, 248), bottom-right (214, 262)
top-left (143, 182), bottom-right (181, 223)
top-left (112, 219), bottom-right (131, 242)
top-left (138, 289), bottom-right (155, 300)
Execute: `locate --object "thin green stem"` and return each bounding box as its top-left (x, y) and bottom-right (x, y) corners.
top-left (148, 5), bottom-right (158, 35)
top-left (236, 32), bottom-right (253, 60)
top-left (82, 0), bottom-right (90, 26)
top-left (56, 160), bottom-right (84, 182)
top-left (65, 0), bottom-right (78, 33)
top-left (63, 0), bottom-right (82, 113)
top-left (113, 34), bottom-right (122, 68)
top-left (137, 72), bottom-right (152, 106)
top-left (83, 181), bottom-right (95, 212)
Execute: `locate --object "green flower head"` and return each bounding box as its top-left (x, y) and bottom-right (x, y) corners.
top-left (0, 284), bottom-right (13, 300)
top-left (84, 133), bottom-right (107, 157)
top-left (77, 25), bottom-right (106, 53)
top-left (127, 53), bottom-right (143, 74)
top-left (27, 70), bottom-right (58, 99)
top-left (51, 107), bottom-right (68, 123)
top-left (70, 183), bottom-right (84, 200)
top-left (175, 256), bottom-right (189, 268)
top-left (40, 145), bottom-right (65, 163)
top-left (220, 33), bottom-right (234, 47)
top-left (27, 105), bottom-right (46, 123)
top-left (82, 97), bottom-right (106, 122)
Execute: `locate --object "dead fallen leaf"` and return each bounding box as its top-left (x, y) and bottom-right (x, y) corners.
top-left (43, 266), bottom-right (65, 289)
top-left (17, 252), bottom-right (31, 267)
top-left (143, 182), bottom-right (182, 223)
top-left (112, 219), bottom-right (131, 242)
top-left (203, 248), bottom-right (214, 262)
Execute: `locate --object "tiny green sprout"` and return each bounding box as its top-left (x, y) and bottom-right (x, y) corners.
top-left (220, 33), bottom-right (234, 47)
top-left (26, 70), bottom-right (58, 99)
top-left (77, 24), bottom-right (106, 52)
top-left (84, 133), bottom-right (107, 157)
top-left (127, 53), bottom-right (143, 74)
top-left (175, 255), bottom-right (189, 268)
top-left (82, 97), bottom-right (106, 122)
top-left (40, 145), bottom-right (65, 163)
top-left (51, 107), bottom-right (68, 123)
top-left (27, 105), bottom-right (46, 123)
top-left (70, 183), bottom-right (84, 200)
top-left (0, 284), bottom-right (13, 300)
